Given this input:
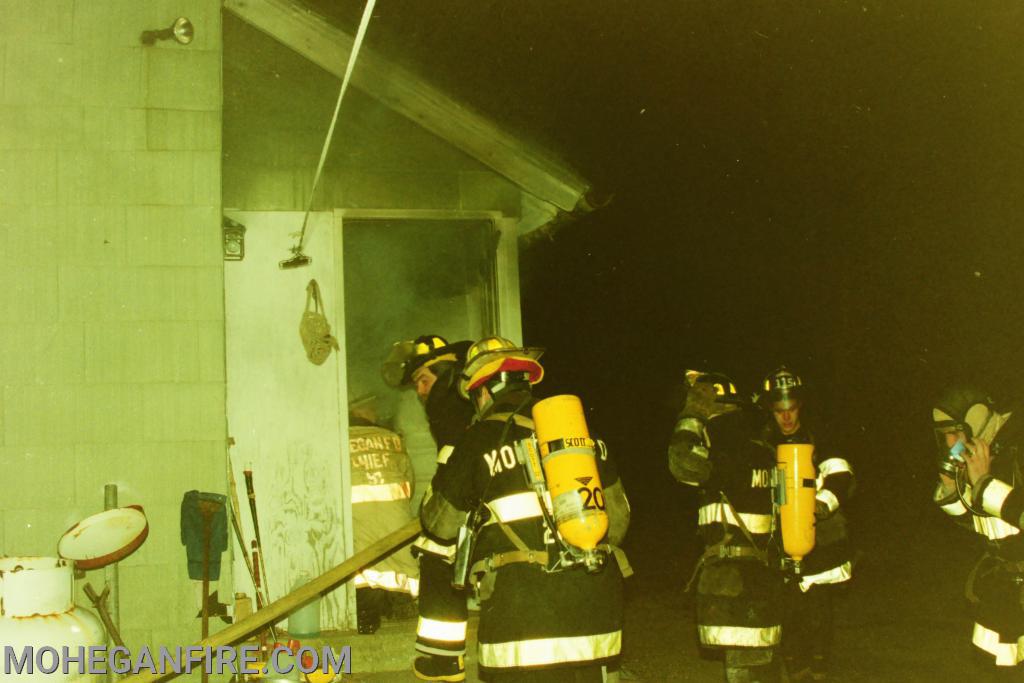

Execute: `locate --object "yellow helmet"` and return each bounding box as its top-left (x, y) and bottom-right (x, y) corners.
top-left (458, 336), bottom-right (544, 398)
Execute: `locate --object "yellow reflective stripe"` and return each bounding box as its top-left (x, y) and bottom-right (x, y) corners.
top-left (413, 535), bottom-right (457, 559)
top-left (479, 631), bottom-right (621, 669)
top-left (815, 489), bottom-right (840, 513)
top-left (982, 479), bottom-right (1014, 518)
top-left (973, 622), bottom-right (1024, 666)
top-left (817, 457), bottom-right (852, 479)
top-left (974, 514), bottom-right (1019, 540)
top-left (697, 503), bottom-right (774, 534)
top-left (417, 617), bottom-right (468, 643)
top-left (698, 624), bottom-right (781, 647)
top-left (437, 445), bottom-right (455, 464)
top-left (351, 482), bottom-right (411, 503)
top-left (354, 569), bottom-right (419, 596)
top-left (484, 492), bottom-right (544, 525)
top-left (799, 561), bottom-right (852, 592)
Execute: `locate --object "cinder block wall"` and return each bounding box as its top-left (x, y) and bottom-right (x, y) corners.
top-left (0, 0), bottom-right (225, 651)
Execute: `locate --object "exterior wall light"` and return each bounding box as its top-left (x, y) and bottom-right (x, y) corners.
top-left (141, 17), bottom-right (194, 46)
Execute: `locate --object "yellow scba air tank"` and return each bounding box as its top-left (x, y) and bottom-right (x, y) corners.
top-left (532, 395), bottom-right (608, 565)
top-left (776, 443), bottom-right (817, 565)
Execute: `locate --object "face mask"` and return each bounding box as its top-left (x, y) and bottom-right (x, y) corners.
top-left (949, 439), bottom-right (966, 462)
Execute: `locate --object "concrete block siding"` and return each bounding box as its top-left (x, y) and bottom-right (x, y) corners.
top-left (0, 0), bottom-right (226, 653)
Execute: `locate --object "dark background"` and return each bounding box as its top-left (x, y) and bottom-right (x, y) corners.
top-left (311, 1), bottom-right (1023, 677)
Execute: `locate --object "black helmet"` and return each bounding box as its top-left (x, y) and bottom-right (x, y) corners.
top-left (381, 335), bottom-right (470, 388)
top-left (932, 386), bottom-right (997, 440)
top-left (688, 370), bottom-right (747, 405)
top-left (761, 367), bottom-right (804, 407)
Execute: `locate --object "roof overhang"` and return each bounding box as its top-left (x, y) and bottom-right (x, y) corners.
top-left (224, 0), bottom-right (592, 218)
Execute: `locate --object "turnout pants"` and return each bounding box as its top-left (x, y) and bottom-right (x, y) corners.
top-left (416, 551), bottom-right (468, 656)
top-left (697, 556), bottom-right (782, 683)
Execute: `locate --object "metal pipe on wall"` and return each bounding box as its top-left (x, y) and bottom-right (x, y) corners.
top-left (104, 484), bottom-right (120, 683)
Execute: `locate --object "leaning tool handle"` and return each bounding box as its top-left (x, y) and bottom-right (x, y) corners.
top-left (196, 500), bottom-right (219, 683)
top-left (228, 459), bottom-right (277, 643)
top-left (84, 583), bottom-right (125, 649)
top-left (244, 469), bottom-right (273, 603)
top-left (119, 519), bottom-right (422, 683)
top-left (228, 462), bottom-right (267, 607)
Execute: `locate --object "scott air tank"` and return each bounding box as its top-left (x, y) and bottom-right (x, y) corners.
top-left (775, 443), bottom-right (817, 566)
top-left (532, 395), bottom-right (609, 566)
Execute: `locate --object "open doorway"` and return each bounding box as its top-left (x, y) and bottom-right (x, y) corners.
top-left (340, 216), bottom-right (499, 509)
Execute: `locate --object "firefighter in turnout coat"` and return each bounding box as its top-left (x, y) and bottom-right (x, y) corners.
top-left (933, 386), bottom-right (1024, 672)
top-left (385, 335), bottom-right (475, 682)
top-left (669, 370), bottom-right (783, 683)
top-left (348, 399), bottom-right (420, 633)
top-left (759, 368), bottom-right (853, 682)
top-left (421, 337), bottom-right (631, 682)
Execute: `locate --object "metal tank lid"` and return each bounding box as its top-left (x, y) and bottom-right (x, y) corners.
top-left (58, 505), bottom-right (149, 570)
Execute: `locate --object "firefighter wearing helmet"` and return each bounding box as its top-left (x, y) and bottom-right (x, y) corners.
top-left (421, 337), bottom-right (631, 681)
top-left (932, 386), bottom-right (1024, 671)
top-left (759, 367), bottom-right (854, 682)
top-left (383, 335), bottom-right (475, 682)
top-left (668, 370), bottom-right (784, 683)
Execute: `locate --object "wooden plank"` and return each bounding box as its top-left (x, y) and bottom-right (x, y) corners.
top-left (119, 520), bottom-right (422, 683)
top-left (224, 0), bottom-right (590, 212)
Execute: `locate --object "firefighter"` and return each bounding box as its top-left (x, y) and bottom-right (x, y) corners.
top-left (421, 337), bottom-right (630, 682)
top-left (668, 370), bottom-right (783, 683)
top-left (960, 428), bottom-right (1024, 528)
top-left (348, 396), bottom-right (419, 633)
top-left (758, 368), bottom-right (853, 682)
top-left (933, 386), bottom-right (1024, 672)
top-left (384, 335), bottom-right (475, 682)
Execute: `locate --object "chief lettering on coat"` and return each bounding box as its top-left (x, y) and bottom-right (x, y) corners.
top-left (484, 446), bottom-right (518, 476)
top-left (351, 451), bottom-right (392, 471)
top-left (750, 468), bottom-right (771, 488)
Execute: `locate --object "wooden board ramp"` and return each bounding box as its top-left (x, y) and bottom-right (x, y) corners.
top-left (120, 519), bottom-right (422, 683)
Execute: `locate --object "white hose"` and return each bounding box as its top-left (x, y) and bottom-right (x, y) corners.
top-left (291, 0), bottom-right (379, 258)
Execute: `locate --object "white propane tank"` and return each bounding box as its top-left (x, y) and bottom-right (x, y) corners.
top-left (0, 505), bottom-right (148, 682)
top-left (0, 557), bottom-right (105, 682)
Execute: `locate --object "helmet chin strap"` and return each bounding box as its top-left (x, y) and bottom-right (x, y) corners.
top-left (472, 386), bottom-right (495, 417)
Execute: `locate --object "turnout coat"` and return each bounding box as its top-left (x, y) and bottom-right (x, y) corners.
top-left (670, 409), bottom-right (784, 649)
top-left (422, 391), bottom-right (628, 675)
top-left (935, 412), bottom-right (1024, 666)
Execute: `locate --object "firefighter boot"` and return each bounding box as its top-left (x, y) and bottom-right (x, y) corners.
top-left (413, 654), bottom-right (465, 682)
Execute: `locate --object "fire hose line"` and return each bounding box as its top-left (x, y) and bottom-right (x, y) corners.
top-left (287, 0), bottom-right (378, 264)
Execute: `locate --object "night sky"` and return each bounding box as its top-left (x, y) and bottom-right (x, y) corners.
top-left (307, 0), bottom-right (1024, 507)
top-left (310, 1), bottom-right (1024, 655)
